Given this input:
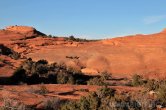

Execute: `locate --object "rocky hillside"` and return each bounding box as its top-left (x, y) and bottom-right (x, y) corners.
top-left (1, 25), bottom-right (166, 79)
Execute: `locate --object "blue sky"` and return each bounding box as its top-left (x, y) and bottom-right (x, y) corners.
top-left (0, 0), bottom-right (166, 39)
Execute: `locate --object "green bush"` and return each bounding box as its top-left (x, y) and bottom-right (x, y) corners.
top-left (101, 71), bottom-right (112, 80)
top-left (144, 79), bottom-right (160, 91)
top-left (10, 67), bottom-right (26, 84)
top-left (97, 86), bottom-right (116, 98)
top-left (1, 98), bottom-right (27, 110)
top-left (35, 64), bottom-right (48, 76)
top-left (157, 83), bottom-right (166, 104)
top-left (21, 58), bottom-right (34, 74)
top-left (57, 72), bottom-right (75, 84)
top-left (27, 85), bottom-right (49, 95)
top-left (66, 35), bottom-right (89, 42)
top-left (131, 74), bottom-right (144, 86)
top-left (60, 86), bottom-right (116, 110)
top-left (60, 101), bottom-right (80, 110)
top-left (87, 77), bottom-right (105, 86)
top-left (9, 51), bottom-right (20, 60)
top-left (0, 44), bottom-right (21, 60)
top-left (43, 97), bottom-right (61, 110)
top-left (37, 59), bottom-right (48, 65)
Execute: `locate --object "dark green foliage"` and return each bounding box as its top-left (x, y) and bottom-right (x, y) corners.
top-left (60, 85), bottom-right (158, 110)
top-left (61, 101), bottom-right (80, 110)
top-left (87, 72), bottom-right (112, 86)
top-left (0, 44), bottom-right (20, 60)
top-left (46, 34), bottom-right (58, 38)
top-left (66, 35), bottom-right (90, 42)
top-left (37, 85), bottom-right (49, 95)
top-left (29, 85), bottom-right (49, 95)
top-left (79, 89), bottom-right (89, 92)
top-left (21, 59), bottom-right (49, 76)
top-left (131, 74), bottom-right (144, 86)
top-left (60, 86), bottom-right (116, 110)
top-left (43, 98), bottom-right (61, 110)
top-left (84, 92), bottom-right (100, 110)
top-left (35, 64), bottom-right (48, 76)
top-left (48, 35), bottom-right (53, 37)
top-left (157, 82), bottom-right (166, 105)
top-left (9, 51), bottom-right (20, 60)
top-left (79, 96), bottom-right (90, 110)
top-left (109, 94), bottom-right (142, 110)
top-left (0, 44), bottom-right (13, 55)
top-left (11, 59), bottom-right (92, 85)
top-left (87, 77), bottom-right (105, 86)
top-left (144, 79), bottom-right (160, 91)
top-left (37, 59), bottom-right (48, 64)
top-left (11, 67), bottom-right (26, 84)
top-left (97, 86), bottom-right (116, 98)
top-left (57, 71), bottom-right (75, 84)
top-left (1, 98), bottom-right (27, 110)
top-left (69, 35), bottom-right (75, 41)
top-left (101, 71), bottom-right (112, 80)
top-left (21, 58), bottom-right (34, 74)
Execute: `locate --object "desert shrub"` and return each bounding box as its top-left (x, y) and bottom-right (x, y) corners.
top-left (9, 51), bottom-right (20, 60)
top-left (21, 59), bottom-right (49, 77)
top-left (79, 92), bottom-right (100, 110)
top-left (27, 84), bottom-right (49, 95)
top-left (97, 87), bottom-right (126, 110)
top-left (38, 85), bottom-right (49, 95)
top-left (60, 101), bottom-right (80, 110)
top-left (49, 62), bottom-right (58, 69)
top-left (0, 44), bottom-right (20, 60)
top-left (109, 94), bottom-right (142, 110)
top-left (28, 73), bottom-right (40, 84)
top-left (21, 58), bottom-right (34, 74)
top-left (60, 85), bottom-right (157, 110)
top-left (57, 72), bottom-right (75, 84)
top-left (134, 93), bottom-right (157, 110)
top-left (60, 85), bottom-right (159, 110)
top-left (9, 58), bottom-right (92, 85)
top-left (0, 44), bottom-right (13, 55)
top-left (60, 86), bottom-right (116, 110)
top-left (10, 67), bottom-right (26, 84)
top-left (101, 71), bottom-right (112, 80)
top-left (144, 79), bottom-right (160, 91)
top-left (131, 74), bottom-right (144, 86)
top-left (87, 77), bottom-right (105, 86)
top-left (65, 35), bottom-right (89, 42)
top-left (1, 97), bottom-right (27, 110)
top-left (157, 83), bottom-right (166, 105)
top-left (48, 35), bottom-right (53, 37)
top-left (35, 64), bottom-right (48, 76)
top-left (43, 97), bottom-right (61, 110)
top-left (48, 73), bottom-right (57, 83)
top-left (36, 59), bottom-right (48, 65)
top-left (97, 86), bottom-right (116, 98)
top-left (79, 89), bottom-right (89, 92)
top-left (69, 35), bottom-right (75, 41)
top-left (58, 62), bottom-right (67, 69)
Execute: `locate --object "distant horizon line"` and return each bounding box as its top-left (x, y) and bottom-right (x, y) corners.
top-left (0, 25), bottom-right (165, 40)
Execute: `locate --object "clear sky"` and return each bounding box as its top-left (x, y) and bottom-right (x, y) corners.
top-left (0, 0), bottom-right (166, 39)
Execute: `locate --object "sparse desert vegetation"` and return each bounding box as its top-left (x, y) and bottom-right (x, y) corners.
top-left (0, 58), bottom-right (165, 109)
top-left (1, 25), bottom-right (166, 110)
